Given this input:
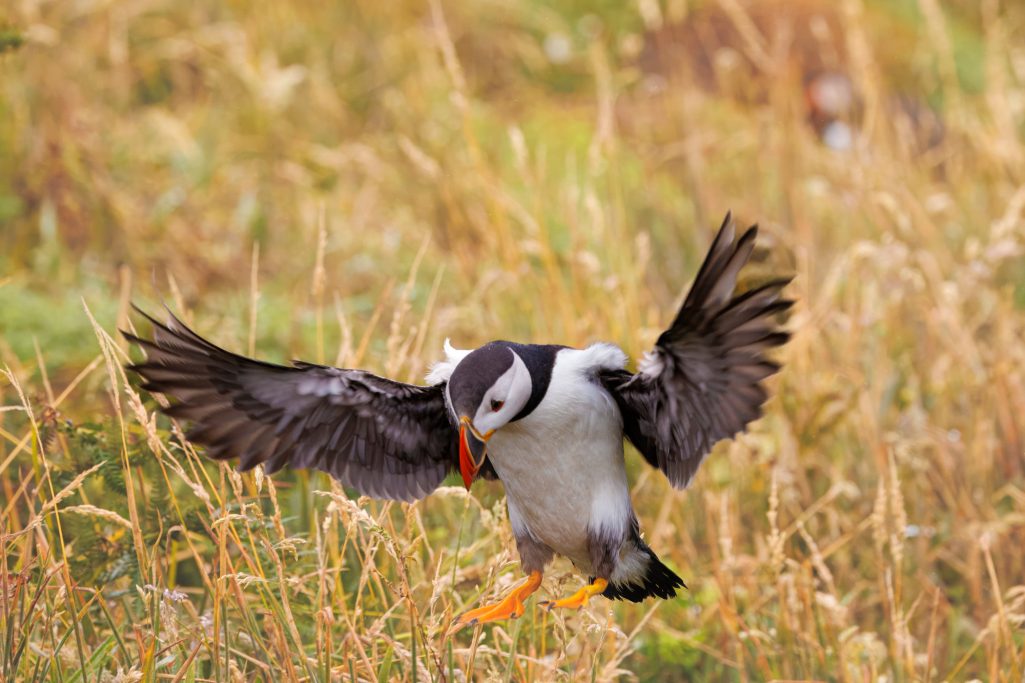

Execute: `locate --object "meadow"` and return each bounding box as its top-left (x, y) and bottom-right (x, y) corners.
top-left (2, 0), bottom-right (1025, 680)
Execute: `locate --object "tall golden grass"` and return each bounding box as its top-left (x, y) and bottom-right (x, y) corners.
top-left (2, 0), bottom-right (1025, 680)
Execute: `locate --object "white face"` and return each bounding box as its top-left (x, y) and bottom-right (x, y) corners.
top-left (470, 350), bottom-right (533, 435)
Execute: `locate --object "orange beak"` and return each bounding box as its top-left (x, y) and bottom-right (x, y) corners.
top-left (458, 418), bottom-right (489, 490)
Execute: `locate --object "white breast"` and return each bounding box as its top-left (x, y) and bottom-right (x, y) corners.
top-left (485, 344), bottom-right (633, 573)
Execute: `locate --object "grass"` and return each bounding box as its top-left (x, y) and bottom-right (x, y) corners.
top-left (2, 0), bottom-right (1025, 680)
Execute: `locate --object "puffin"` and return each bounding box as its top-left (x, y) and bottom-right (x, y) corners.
top-left (124, 212), bottom-right (792, 627)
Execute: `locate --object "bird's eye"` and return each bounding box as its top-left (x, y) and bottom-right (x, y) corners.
top-left (490, 399), bottom-right (504, 412)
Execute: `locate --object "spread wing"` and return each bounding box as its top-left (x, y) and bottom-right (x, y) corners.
top-left (124, 307), bottom-right (459, 501)
top-left (601, 213), bottom-right (793, 489)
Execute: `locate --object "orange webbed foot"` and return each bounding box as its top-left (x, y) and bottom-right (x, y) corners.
top-left (538, 577), bottom-right (608, 612)
top-left (452, 571), bottom-right (543, 630)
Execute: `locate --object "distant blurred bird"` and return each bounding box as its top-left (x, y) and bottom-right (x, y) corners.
top-left (125, 212), bottom-right (792, 626)
top-left (632, 3), bottom-right (945, 156)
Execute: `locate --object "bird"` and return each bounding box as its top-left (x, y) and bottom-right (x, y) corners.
top-left (124, 212), bottom-right (792, 627)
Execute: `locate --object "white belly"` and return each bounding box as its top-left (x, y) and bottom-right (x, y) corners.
top-left (486, 348), bottom-right (633, 573)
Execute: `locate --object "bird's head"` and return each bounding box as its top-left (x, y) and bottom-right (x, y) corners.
top-left (446, 342), bottom-right (535, 489)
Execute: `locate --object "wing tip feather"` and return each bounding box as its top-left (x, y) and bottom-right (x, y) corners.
top-left (616, 211), bottom-right (793, 490)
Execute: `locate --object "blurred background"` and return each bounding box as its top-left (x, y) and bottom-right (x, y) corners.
top-left (2, 0), bottom-right (1025, 680)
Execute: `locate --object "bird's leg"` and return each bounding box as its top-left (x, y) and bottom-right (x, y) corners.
top-left (453, 571), bottom-right (543, 628)
top-left (538, 577), bottom-right (609, 611)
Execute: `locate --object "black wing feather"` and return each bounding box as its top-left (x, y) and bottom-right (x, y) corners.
top-left (124, 306), bottom-right (459, 502)
top-left (601, 213), bottom-right (793, 489)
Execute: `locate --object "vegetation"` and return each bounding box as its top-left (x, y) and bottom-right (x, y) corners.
top-left (2, 0), bottom-right (1025, 680)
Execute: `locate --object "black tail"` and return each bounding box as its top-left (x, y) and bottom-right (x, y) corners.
top-left (601, 544), bottom-right (686, 603)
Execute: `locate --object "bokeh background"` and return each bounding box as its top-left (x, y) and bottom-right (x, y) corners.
top-left (3, 0), bottom-right (1025, 680)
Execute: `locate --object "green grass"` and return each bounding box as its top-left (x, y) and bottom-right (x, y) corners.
top-left (3, 0), bottom-right (1025, 680)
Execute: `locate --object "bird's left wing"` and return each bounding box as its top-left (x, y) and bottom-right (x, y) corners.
top-left (600, 213), bottom-right (793, 489)
top-left (124, 308), bottom-right (458, 502)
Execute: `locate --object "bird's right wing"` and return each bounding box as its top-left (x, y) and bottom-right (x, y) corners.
top-left (600, 213), bottom-right (792, 489)
top-left (125, 308), bottom-right (461, 502)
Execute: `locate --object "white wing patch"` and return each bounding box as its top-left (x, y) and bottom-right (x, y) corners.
top-left (579, 342), bottom-right (629, 372)
top-left (637, 349), bottom-right (666, 379)
top-left (425, 338), bottom-right (472, 385)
